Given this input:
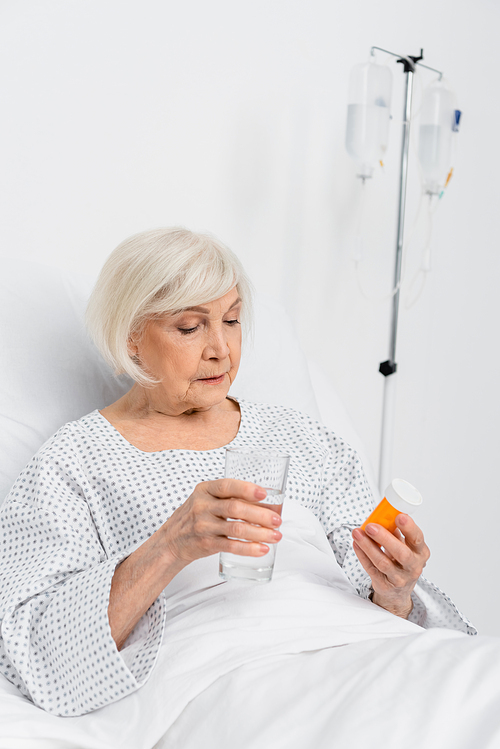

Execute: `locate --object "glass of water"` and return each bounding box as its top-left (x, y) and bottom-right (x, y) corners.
top-left (219, 448), bottom-right (290, 583)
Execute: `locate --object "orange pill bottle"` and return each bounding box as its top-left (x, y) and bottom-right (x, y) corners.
top-left (361, 478), bottom-right (423, 533)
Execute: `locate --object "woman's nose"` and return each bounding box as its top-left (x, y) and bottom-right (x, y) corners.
top-left (203, 328), bottom-right (230, 359)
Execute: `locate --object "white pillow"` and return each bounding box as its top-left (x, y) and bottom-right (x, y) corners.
top-left (0, 259), bottom-right (321, 503)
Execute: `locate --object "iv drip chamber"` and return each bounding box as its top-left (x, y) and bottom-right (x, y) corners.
top-left (418, 78), bottom-right (458, 195)
top-left (345, 61), bottom-right (393, 179)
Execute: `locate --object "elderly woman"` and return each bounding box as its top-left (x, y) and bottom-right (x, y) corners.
top-left (0, 228), bottom-right (476, 724)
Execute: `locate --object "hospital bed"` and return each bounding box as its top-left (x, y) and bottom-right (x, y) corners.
top-left (1, 259), bottom-right (499, 749)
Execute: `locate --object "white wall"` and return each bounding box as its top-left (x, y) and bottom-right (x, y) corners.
top-left (1, 0), bottom-right (499, 634)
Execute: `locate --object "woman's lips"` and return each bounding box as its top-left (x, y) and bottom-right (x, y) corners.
top-left (197, 373), bottom-right (226, 384)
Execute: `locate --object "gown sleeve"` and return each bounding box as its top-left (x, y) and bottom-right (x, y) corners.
top-left (0, 426), bottom-right (166, 716)
top-left (303, 417), bottom-right (477, 636)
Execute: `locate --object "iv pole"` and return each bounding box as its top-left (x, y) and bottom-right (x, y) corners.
top-left (373, 47), bottom-right (443, 493)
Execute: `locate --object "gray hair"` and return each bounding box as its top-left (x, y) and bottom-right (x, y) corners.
top-left (86, 227), bottom-right (253, 386)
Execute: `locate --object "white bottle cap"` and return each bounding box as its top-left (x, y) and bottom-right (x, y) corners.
top-left (384, 479), bottom-right (423, 514)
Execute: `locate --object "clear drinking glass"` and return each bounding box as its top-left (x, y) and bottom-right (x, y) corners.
top-left (219, 448), bottom-right (290, 583)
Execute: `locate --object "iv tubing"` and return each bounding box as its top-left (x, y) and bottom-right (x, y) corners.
top-left (354, 185), bottom-right (428, 305)
top-left (405, 194), bottom-right (440, 309)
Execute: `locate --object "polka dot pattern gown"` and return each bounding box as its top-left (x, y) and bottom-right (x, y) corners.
top-left (0, 400), bottom-right (476, 716)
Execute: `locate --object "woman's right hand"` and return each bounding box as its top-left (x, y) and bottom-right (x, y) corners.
top-left (161, 478), bottom-right (283, 566)
top-left (109, 479), bottom-right (282, 649)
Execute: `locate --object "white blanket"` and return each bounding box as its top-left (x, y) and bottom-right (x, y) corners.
top-left (1, 501), bottom-right (499, 749)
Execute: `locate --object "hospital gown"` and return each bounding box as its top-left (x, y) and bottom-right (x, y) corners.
top-left (0, 399), bottom-right (476, 717)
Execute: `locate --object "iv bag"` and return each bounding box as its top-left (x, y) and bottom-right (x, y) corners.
top-left (345, 61), bottom-right (393, 179)
top-left (418, 78), bottom-right (457, 194)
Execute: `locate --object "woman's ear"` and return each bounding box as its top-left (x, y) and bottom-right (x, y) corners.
top-left (127, 336), bottom-right (139, 359)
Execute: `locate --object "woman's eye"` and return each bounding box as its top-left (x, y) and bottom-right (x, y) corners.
top-left (224, 319), bottom-right (240, 326)
top-left (178, 326), bottom-right (198, 335)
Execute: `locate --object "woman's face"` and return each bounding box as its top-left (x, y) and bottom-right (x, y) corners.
top-left (130, 287), bottom-right (242, 415)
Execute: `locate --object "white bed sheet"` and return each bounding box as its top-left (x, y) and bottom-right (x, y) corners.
top-left (161, 631), bottom-right (500, 749)
top-left (1, 500), bottom-right (499, 749)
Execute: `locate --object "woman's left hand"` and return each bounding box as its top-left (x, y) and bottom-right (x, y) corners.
top-left (352, 514), bottom-right (430, 619)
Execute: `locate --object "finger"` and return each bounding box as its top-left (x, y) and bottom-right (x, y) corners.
top-left (205, 479), bottom-right (284, 525)
top-left (352, 539), bottom-right (393, 589)
top-left (362, 523), bottom-right (414, 569)
top-left (218, 537), bottom-right (271, 557)
top-left (368, 516), bottom-right (429, 570)
top-left (206, 478), bottom-right (268, 503)
top-left (169, 513), bottom-right (273, 561)
top-left (222, 518), bottom-right (282, 545)
top-left (394, 527), bottom-right (406, 543)
top-left (395, 515), bottom-right (430, 559)
top-left (214, 497), bottom-right (283, 528)
top-left (380, 544), bottom-right (398, 563)
top-left (352, 530), bottom-right (410, 587)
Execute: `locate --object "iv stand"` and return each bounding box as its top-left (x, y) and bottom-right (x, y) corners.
top-left (373, 47), bottom-right (443, 493)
